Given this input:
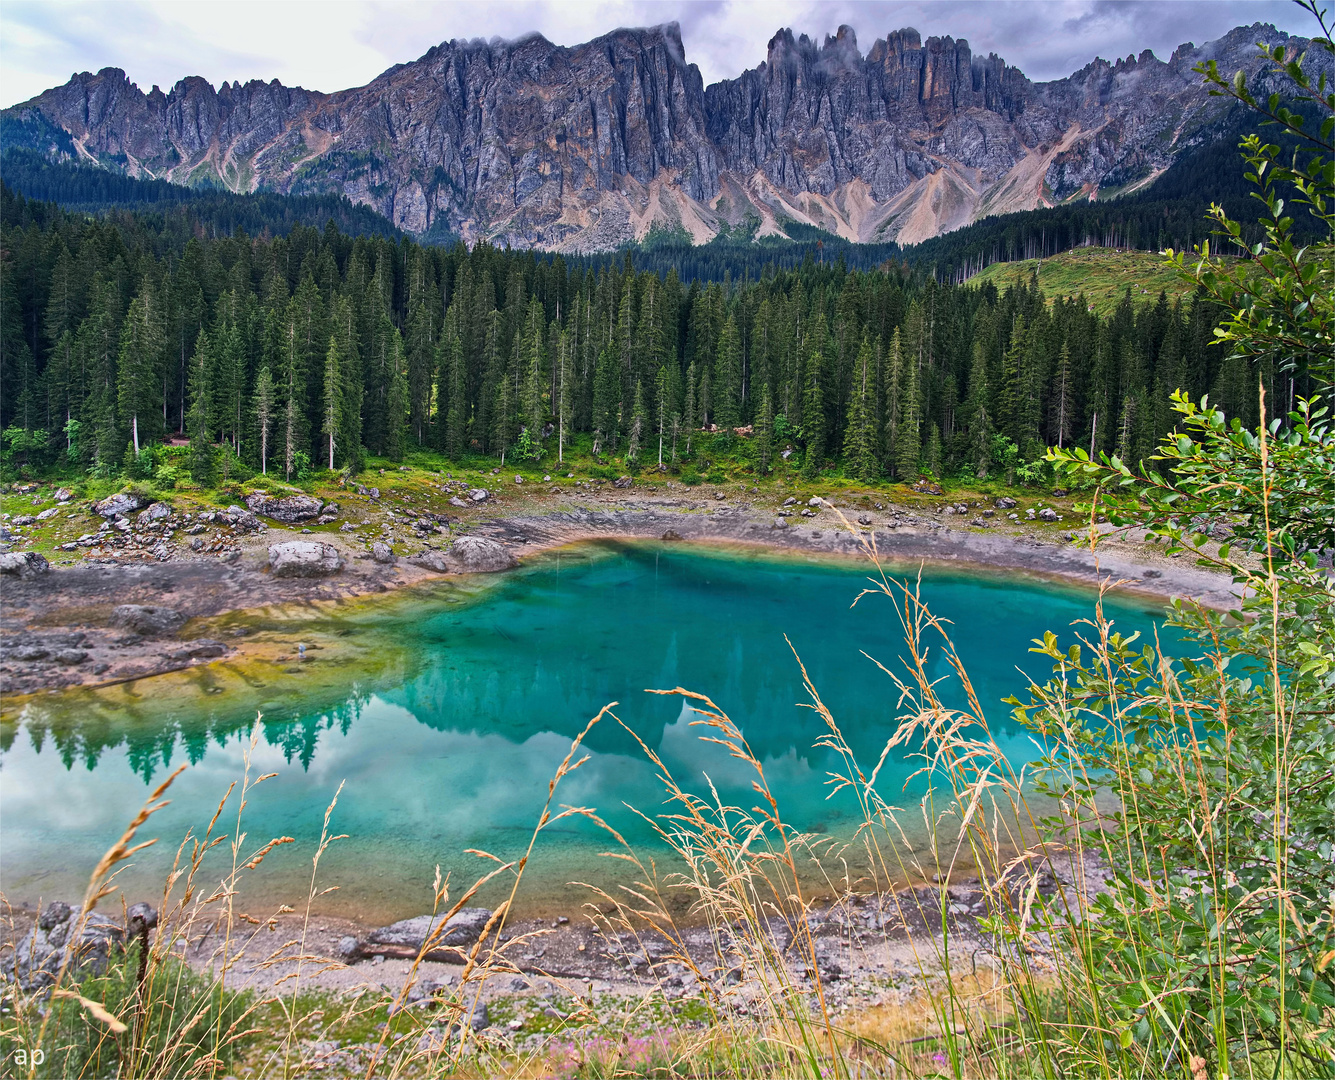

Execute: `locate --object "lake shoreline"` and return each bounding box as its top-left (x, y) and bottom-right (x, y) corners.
top-left (0, 490), bottom-right (1235, 701)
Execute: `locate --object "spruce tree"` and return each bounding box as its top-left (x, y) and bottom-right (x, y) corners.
top-left (254, 365), bottom-right (275, 475)
top-left (842, 336), bottom-right (878, 481)
top-left (682, 361), bottom-right (697, 458)
top-left (801, 356), bottom-right (824, 480)
top-left (385, 332), bottom-right (408, 461)
top-left (965, 339), bottom-right (993, 478)
top-left (755, 382), bottom-right (774, 476)
top-left (894, 338), bottom-right (920, 480)
top-left (557, 329), bottom-right (573, 464)
top-left (117, 287), bottom-right (165, 455)
top-left (591, 346), bottom-right (619, 456)
top-left (187, 330), bottom-right (215, 485)
top-left (323, 337), bottom-right (342, 469)
top-left (713, 316), bottom-right (742, 431)
top-left (405, 301), bottom-right (435, 445)
top-left (626, 380), bottom-right (645, 469)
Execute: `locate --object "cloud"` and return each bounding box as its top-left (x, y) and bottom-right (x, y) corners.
top-left (1, 0), bottom-right (1321, 108)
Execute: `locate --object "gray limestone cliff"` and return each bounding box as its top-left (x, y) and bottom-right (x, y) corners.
top-left (3, 21), bottom-right (1322, 249)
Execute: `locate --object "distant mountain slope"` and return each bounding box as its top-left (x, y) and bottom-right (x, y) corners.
top-left (0, 147), bottom-right (402, 238)
top-left (3, 20), bottom-right (1327, 251)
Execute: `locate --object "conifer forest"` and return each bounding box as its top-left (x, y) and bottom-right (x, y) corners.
top-left (1, 185), bottom-right (1316, 486)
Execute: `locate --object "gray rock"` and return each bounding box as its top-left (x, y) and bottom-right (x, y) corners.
top-left (54, 487), bottom-right (73, 502)
top-left (36, 507), bottom-right (60, 521)
top-left (223, 505), bottom-right (262, 530)
top-left (268, 541), bottom-right (343, 578)
top-left (112, 604), bottom-right (187, 636)
top-left (172, 640), bottom-right (227, 659)
top-left (407, 550), bottom-right (452, 573)
top-left (0, 551), bottom-right (50, 577)
top-left (245, 492), bottom-right (324, 523)
top-left (138, 502), bottom-right (171, 522)
top-left (447, 536), bottom-right (518, 573)
top-left (1, 901), bottom-right (125, 992)
top-left (359, 908), bottom-right (493, 956)
top-left (448, 496), bottom-right (468, 508)
top-left (94, 492), bottom-right (146, 517)
top-left (12, 515), bottom-right (35, 526)
top-left (995, 496), bottom-right (1018, 510)
top-left (613, 475), bottom-right (633, 489)
top-left (54, 648), bottom-right (88, 665)
top-left (1039, 508), bottom-right (1060, 521)
top-left (468, 488), bottom-right (489, 503)
top-left (808, 497), bottom-right (823, 507)
top-left (371, 542), bottom-right (397, 565)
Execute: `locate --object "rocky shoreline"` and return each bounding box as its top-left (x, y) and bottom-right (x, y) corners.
top-left (0, 482), bottom-right (1236, 701)
top-left (3, 840), bottom-right (1103, 1026)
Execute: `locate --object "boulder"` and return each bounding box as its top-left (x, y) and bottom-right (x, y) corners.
top-left (94, 492), bottom-right (146, 517)
top-left (138, 502), bottom-right (171, 523)
top-left (112, 604), bottom-right (187, 636)
top-left (268, 541), bottom-right (343, 578)
top-left (36, 507), bottom-right (60, 521)
top-left (448, 496), bottom-right (468, 508)
top-left (613, 475), bottom-right (633, 489)
top-left (1039, 508), bottom-right (1060, 522)
top-left (245, 492), bottom-right (324, 523)
top-left (406, 550), bottom-right (451, 573)
top-left (447, 536), bottom-right (518, 573)
top-left (0, 551), bottom-right (50, 577)
top-left (223, 506), bottom-right (262, 530)
top-left (1, 901), bottom-right (125, 992)
top-left (995, 496), bottom-right (1018, 510)
top-left (355, 908), bottom-right (493, 958)
top-left (911, 479), bottom-right (944, 495)
top-left (371, 542), bottom-right (397, 565)
top-left (468, 488), bottom-right (489, 503)
top-left (661, 529), bottom-right (683, 541)
top-left (808, 497), bottom-right (822, 507)
top-left (171, 640), bottom-right (227, 659)
top-left (54, 649), bottom-right (88, 665)
top-left (54, 488), bottom-right (73, 503)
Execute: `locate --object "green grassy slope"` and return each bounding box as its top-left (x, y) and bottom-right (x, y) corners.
top-left (970, 247), bottom-right (1197, 316)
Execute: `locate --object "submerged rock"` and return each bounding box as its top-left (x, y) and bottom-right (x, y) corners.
top-left (268, 541), bottom-right (343, 578)
top-left (112, 604), bottom-right (186, 636)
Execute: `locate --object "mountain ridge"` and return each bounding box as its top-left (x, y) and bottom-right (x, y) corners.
top-left (2, 19), bottom-right (1324, 251)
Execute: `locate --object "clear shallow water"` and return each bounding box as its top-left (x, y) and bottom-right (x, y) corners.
top-left (1, 542), bottom-right (1170, 921)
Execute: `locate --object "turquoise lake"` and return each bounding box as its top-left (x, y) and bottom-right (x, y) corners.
top-left (0, 542), bottom-right (1170, 921)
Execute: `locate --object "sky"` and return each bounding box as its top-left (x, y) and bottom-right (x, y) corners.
top-left (1, 0), bottom-right (1320, 109)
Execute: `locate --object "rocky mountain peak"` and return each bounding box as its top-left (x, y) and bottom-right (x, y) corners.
top-left (3, 19), bottom-right (1325, 250)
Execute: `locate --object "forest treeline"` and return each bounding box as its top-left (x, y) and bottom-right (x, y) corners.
top-left (2, 182), bottom-right (1312, 486)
